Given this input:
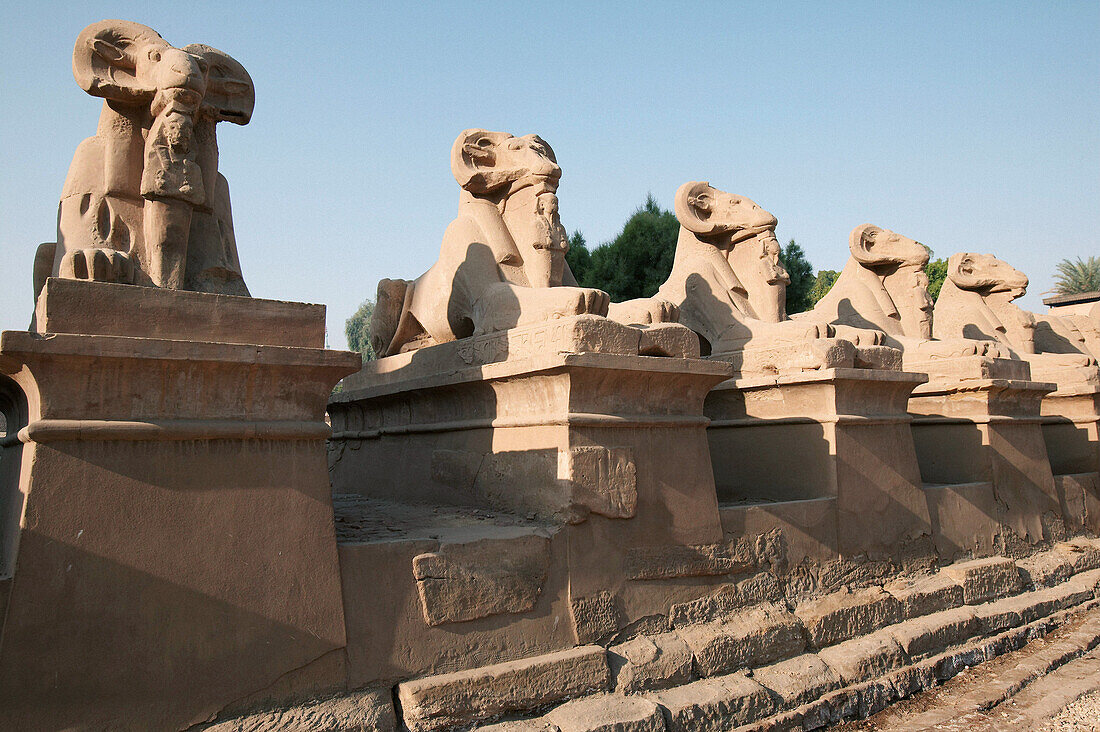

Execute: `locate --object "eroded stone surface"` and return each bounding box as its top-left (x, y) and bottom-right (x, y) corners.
top-left (609, 633), bottom-right (693, 693)
top-left (668, 573), bottom-right (783, 628)
top-left (413, 534), bottom-right (551, 625)
top-left (571, 590), bottom-right (622, 645)
top-left (203, 688), bottom-right (396, 732)
top-left (888, 606), bottom-right (978, 657)
top-left (647, 672), bottom-right (775, 732)
top-left (752, 653), bottom-right (842, 708)
top-left (884, 572), bottom-right (965, 619)
top-left (397, 646), bottom-right (610, 732)
top-left (545, 694), bottom-right (665, 732)
top-left (794, 586), bottom-right (903, 648)
top-left (817, 630), bottom-right (908, 684)
top-left (676, 602), bottom-right (805, 677)
top-left (942, 556), bottom-right (1023, 605)
top-left (624, 541), bottom-right (753, 581)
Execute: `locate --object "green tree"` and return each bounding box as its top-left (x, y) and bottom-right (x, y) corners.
top-left (345, 299), bottom-right (376, 360)
top-left (1054, 256), bottom-right (1100, 295)
top-left (581, 194), bottom-right (679, 300)
top-left (925, 257), bottom-right (948, 301)
top-left (565, 230), bottom-right (591, 284)
top-left (778, 240), bottom-right (815, 314)
top-left (808, 269), bottom-right (840, 306)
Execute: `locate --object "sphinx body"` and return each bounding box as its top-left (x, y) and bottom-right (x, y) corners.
top-left (371, 129), bottom-right (675, 356)
top-left (37, 20), bottom-right (255, 301)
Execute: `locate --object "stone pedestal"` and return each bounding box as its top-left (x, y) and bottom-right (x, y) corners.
top-left (703, 368), bottom-right (931, 560)
top-left (0, 279), bottom-right (360, 731)
top-left (907, 356), bottom-right (1060, 558)
top-left (1039, 382), bottom-right (1100, 534)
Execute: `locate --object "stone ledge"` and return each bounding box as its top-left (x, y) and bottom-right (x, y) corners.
top-left (794, 586), bottom-right (903, 648)
top-left (942, 556), bottom-right (1023, 604)
top-left (676, 603), bottom-right (805, 678)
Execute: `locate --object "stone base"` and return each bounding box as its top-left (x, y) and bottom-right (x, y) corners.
top-left (0, 281), bottom-right (359, 730)
top-left (908, 357), bottom-right (1061, 557)
top-left (703, 368), bottom-right (931, 559)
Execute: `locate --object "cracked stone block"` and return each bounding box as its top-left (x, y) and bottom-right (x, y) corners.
top-left (817, 629), bottom-right (908, 684)
top-left (609, 633), bottom-right (693, 693)
top-left (647, 672), bottom-right (775, 732)
top-left (203, 687), bottom-right (397, 732)
top-left (413, 534), bottom-right (551, 625)
top-left (571, 590), bottom-right (622, 644)
top-left (475, 721), bottom-right (557, 731)
top-left (1065, 568), bottom-right (1100, 597)
top-left (971, 601), bottom-right (1023, 635)
top-left (563, 446), bottom-right (638, 519)
top-left (1056, 539), bottom-right (1100, 574)
top-left (884, 572), bottom-right (965, 619)
top-left (888, 606), bottom-right (978, 657)
top-left (676, 602), bottom-right (805, 678)
top-left (624, 541), bottom-right (754, 581)
top-left (942, 556), bottom-right (1022, 604)
top-left (1017, 549), bottom-right (1075, 588)
top-left (668, 573), bottom-right (784, 628)
top-left (998, 584), bottom-right (1094, 625)
top-left (752, 653), bottom-right (841, 708)
top-left (885, 663), bottom-right (936, 699)
top-left (793, 586), bottom-right (903, 648)
top-left (397, 646), bottom-right (610, 732)
top-left (545, 694), bottom-right (665, 732)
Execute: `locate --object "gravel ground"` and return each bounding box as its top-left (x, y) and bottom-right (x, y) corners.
top-left (1041, 689), bottom-right (1100, 732)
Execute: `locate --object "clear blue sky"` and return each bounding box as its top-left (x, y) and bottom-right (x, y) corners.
top-left (2, 1), bottom-right (1097, 349)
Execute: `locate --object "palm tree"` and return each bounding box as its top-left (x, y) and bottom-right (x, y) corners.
top-left (1053, 257), bottom-right (1100, 295)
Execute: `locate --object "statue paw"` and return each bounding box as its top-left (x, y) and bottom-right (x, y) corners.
top-left (59, 248), bottom-right (135, 285)
top-left (607, 298), bottom-right (679, 325)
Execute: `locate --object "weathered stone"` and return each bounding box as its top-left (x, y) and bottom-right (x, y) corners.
top-left (942, 557), bottom-right (1023, 605)
top-left (752, 653), bottom-right (841, 708)
top-left (668, 573), bottom-right (783, 628)
top-left (413, 533), bottom-right (551, 625)
top-left (676, 603), bottom-right (806, 677)
top-left (648, 672), bottom-right (775, 732)
top-left (888, 606), bottom-right (978, 657)
top-left (793, 586), bottom-right (903, 648)
top-left (624, 542), bottom-right (754, 581)
top-left (609, 633), bottom-right (693, 693)
top-left (1065, 568), bottom-right (1100, 597)
top-left (998, 585), bottom-right (1094, 625)
top-left (203, 688), bottom-right (397, 732)
top-left (545, 694), bottom-right (665, 732)
top-left (563, 446), bottom-right (638, 519)
top-left (1017, 550), bottom-right (1075, 589)
top-left (971, 602), bottom-right (1023, 635)
top-left (884, 572), bottom-right (965, 618)
top-left (571, 590), bottom-right (622, 644)
top-left (397, 646), bottom-right (610, 732)
top-left (885, 663), bottom-right (936, 699)
top-left (476, 721), bottom-right (558, 732)
top-left (817, 630), bottom-right (908, 684)
top-left (1056, 540), bottom-right (1100, 574)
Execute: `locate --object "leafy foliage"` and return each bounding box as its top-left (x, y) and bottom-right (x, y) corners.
top-left (925, 257), bottom-right (948, 301)
top-left (345, 299), bottom-right (375, 360)
top-left (576, 194), bottom-right (679, 300)
top-left (809, 270), bottom-right (840, 306)
top-left (1054, 256), bottom-right (1100, 295)
top-left (565, 230), bottom-right (592, 284)
top-left (778, 240), bottom-right (815, 314)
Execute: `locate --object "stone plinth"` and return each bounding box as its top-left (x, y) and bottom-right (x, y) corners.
top-left (1038, 381), bottom-right (1100, 535)
top-left (0, 280), bottom-right (360, 731)
top-left (907, 356), bottom-right (1061, 558)
top-left (703, 368), bottom-right (931, 559)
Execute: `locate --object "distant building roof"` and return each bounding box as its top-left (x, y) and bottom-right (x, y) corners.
top-left (1042, 291), bottom-right (1100, 307)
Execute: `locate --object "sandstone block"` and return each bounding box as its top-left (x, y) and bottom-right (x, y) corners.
top-left (751, 653), bottom-right (841, 708)
top-left (676, 603), bottom-right (805, 677)
top-left (1017, 550), bottom-right (1074, 588)
top-left (571, 590), bottom-right (622, 644)
top-left (609, 633), bottom-right (693, 693)
top-left (546, 694), bottom-right (666, 732)
top-left (475, 721), bottom-right (557, 731)
top-left (413, 533), bottom-right (551, 625)
top-left (971, 602), bottom-right (1023, 635)
top-left (668, 573), bottom-right (783, 628)
top-left (942, 557), bottom-right (1022, 604)
top-left (648, 672), bottom-right (775, 732)
top-left (624, 541), bottom-right (754, 581)
top-left (397, 646), bottom-right (610, 732)
top-left (793, 586), bottom-right (903, 648)
top-left (1056, 539), bottom-right (1100, 574)
top-left (885, 663), bottom-right (936, 699)
top-left (1065, 568), bottom-right (1100, 597)
top-left (884, 572), bottom-right (965, 618)
top-left (204, 687), bottom-right (397, 732)
top-left (998, 585), bottom-right (1094, 625)
top-left (888, 606), bottom-right (978, 657)
top-left (817, 630), bottom-right (907, 684)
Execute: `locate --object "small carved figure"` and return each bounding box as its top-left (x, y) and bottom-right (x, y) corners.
top-left (934, 253), bottom-right (1099, 372)
top-left (804, 225), bottom-right (1006, 360)
top-left (656, 181), bottom-right (882, 358)
top-left (371, 129), bottom-right (676, 356)
top-left (35, 20), bottom-right (255, 300)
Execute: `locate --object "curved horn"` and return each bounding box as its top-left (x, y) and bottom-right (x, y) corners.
top-left (183, 44), bottom-right (254, 125)
top-left (450, 128), bottom-right (514, 194)
top-left (73, 19), bottom-right (168, 102)
top-left (674, 181), bottom-right (723, 236)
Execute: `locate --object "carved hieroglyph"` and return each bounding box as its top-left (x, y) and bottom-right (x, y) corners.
top-left (370, 129), bottom-right (677, 356)
top-left (655, 182), bottom-right (892, 371)
top-left (805, 225), bottom-right (1008, 362)
top-left (933, 253), bottom-right (1099, 380)
top-left (35, 20), bottom-right (254, 300)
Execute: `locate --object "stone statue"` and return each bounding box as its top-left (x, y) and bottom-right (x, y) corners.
top-left (35, 20), bottom-right (255, 301)
top-left (803, 225), bottom-right (1007, 361)
top-left (934, 252), bottom-right (1099, 379)
top-left (371, 129), bottom-right (676, 356)
top-left (655, 182), bottom-right (886, 368)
